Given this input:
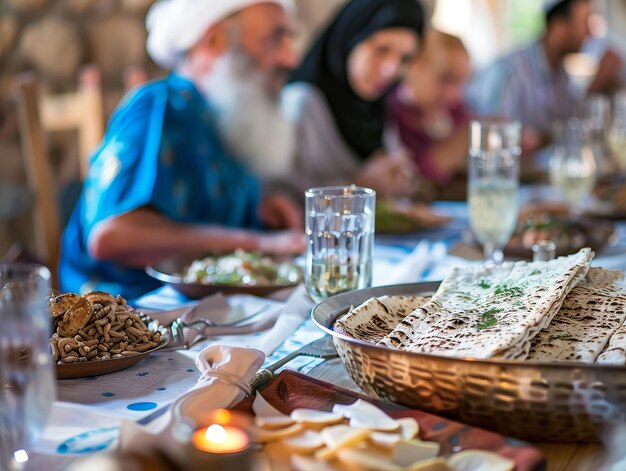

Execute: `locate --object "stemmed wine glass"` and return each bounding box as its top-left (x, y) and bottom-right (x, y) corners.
top-left (467, 119), bottom-right (521, 265)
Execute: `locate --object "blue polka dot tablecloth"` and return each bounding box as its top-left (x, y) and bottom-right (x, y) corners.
top-left (26, 290), bottom-right (323, 471)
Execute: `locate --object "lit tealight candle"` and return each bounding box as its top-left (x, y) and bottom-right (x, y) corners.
top-left (192, 424), bottom-right (250, 454)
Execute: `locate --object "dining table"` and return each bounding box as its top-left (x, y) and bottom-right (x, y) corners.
top-left (27, 192), bottom-right (626, 471)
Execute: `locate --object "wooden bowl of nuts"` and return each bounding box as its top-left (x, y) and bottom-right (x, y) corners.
top-left (50, 291), bottom-right (169, 379)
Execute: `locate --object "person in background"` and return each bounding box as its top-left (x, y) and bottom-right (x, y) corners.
top-left (466, 0), bottom-right (620, 156)
top-left (388, 30), bottom-right (471, 186)
top-left (60, 0), bottom-right (305, 299)
top-left (280, 0), bottom-right (425, 199)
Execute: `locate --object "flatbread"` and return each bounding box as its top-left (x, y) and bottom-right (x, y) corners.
top-left (528, 268), bottom-right (626, 363)
top-left (334, 295), bottom-right (430, 344)
top-left (379, 249), bottom-right (593, 360)
top-left (596, 321), bottom-right (626, 365)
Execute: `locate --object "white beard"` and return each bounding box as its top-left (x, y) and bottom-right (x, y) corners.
top-left (197, 51), bottom-right (295, 179)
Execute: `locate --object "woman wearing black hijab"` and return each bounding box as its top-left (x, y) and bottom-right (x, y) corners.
top-left (281, 0), bottom-right (425, 196)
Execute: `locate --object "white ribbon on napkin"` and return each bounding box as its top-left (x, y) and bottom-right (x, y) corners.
top-left (119, 345), bottom-right (264, 452)
top-left (119, 284), bottom-right (314, 456)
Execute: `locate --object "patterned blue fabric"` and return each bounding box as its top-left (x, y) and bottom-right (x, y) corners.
top-left (60, 74), bottom-right (261, 299)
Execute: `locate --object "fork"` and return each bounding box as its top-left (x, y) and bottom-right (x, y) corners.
top-left (163, 305), bottom-right (274, 350)
top-left (250, 336), bottom-right (339, 391)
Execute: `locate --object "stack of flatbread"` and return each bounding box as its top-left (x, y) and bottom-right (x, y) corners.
top-left (335, 248), bottom-right (626, 365)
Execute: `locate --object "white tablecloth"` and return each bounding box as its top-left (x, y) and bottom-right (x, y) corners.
top-left (27, 201), bottom-right (626, 469)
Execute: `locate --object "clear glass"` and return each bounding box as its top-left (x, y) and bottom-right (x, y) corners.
top-left (304, 186), bottom-right (375, 303)
top-left (0, 264), bottom-right (54, 471)
top-left (583, 94), bottom-right (612, 177)
top-left (609, 91), bottom-right (626, 171)
top-left (549, 118), bottom-right (597, 215)
top-left (468, 119), bottom-right (521, 265)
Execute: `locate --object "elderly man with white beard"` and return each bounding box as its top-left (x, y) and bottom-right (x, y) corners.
top-left (59, 0), bottom-right (305, 299)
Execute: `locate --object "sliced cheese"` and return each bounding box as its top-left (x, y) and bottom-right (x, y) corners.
top-left (333, 400), bottom-right (399, 432)
top-left (316, 425), bottom-right (371, 461)
top-left (448, 450), bottom-right (514, 471)
top-left (283, 430), bottom-right (325, 454)
top-left (392, 439), bottom-right (440, 467)
top-left (251, 423), bottom-right (304, 443)
top-left (336, 446), bottom-right (402, 471)
top-left (253, 393), bottom-right (287, 418)
top-left (291, 409), bottom-right (344, 426)
top-left (255, 415), bottom-right (295, 430)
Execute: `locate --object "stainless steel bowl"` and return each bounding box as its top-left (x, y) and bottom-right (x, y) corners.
top-left (312, 282), bottom-right (626, 442)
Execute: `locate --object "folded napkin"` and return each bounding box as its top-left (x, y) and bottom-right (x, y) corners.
top-left (119, 285), bottom-right (314, 455)
top-left (143, 293), bottom-right (282, 347)
top-left (119, 345), bottom-right (264, 453)
top-left (386, 240), bottom-right (472, 284)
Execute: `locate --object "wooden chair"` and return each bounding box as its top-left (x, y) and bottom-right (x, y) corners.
top-left (15, 65), bottom-right (104, 287)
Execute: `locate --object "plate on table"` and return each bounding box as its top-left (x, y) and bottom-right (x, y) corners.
top-left (312, 282), bottom-right (626, 442)
top-left (586, 179), bottom-right (626, 220)
top-left (376, 199), bottom-right (452, 234)
top-left (501, 202), bottom-right (615, 259)
top-left (146, 250), bottom-right (302, 299)
top-left (56, 328), bottom-right (169, 379)
top-left (230, 370), bottom-right (544, 471)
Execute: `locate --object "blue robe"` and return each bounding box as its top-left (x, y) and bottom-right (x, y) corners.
top-left (60, 74), bottom-right (260, 300)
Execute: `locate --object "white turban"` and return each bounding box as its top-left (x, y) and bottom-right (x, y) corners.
top-left (146, 0), bottom-right (295, 69)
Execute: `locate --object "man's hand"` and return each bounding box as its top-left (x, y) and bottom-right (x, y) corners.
top-left (588, 49), bottom-right (623, 96)
top-left (259, 194), bottom-right (303, 230)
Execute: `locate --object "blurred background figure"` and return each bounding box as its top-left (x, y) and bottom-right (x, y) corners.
top-left (387, 30), bottom-right (471, 189)
top-left (279, 0), bottom-right (425, 199)
top-left (466, 0), bottom-right (621, 159)
top-left (59, 0), bottom-right (305, 299)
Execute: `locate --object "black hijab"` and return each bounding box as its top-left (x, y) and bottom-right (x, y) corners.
top-left (290, 0), bottom-right (425, 160)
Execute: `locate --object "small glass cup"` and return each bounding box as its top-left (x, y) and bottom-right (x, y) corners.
top-left (304, 186), bottom-right (375, 303)
top-left (0, 264), bottom-right (54, 471)
top-left (549, 118), bottom-right (597, 215)
top-left (467, 119), bottom-right (521, 265)
top-left (609, 91), bottom-right (626, 172)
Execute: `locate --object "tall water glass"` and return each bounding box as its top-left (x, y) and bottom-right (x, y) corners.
top-left (0, 264), bottom-right (54, 470)
top-left (468, 119), bottom-right (521, 265)
top-left (305, 186), bottom-right (375, 303)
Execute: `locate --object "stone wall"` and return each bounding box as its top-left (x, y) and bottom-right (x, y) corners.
top-left (0, 0), bottom-right (161, 258)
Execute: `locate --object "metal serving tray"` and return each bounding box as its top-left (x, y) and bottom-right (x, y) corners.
top-left (312, 282), bottom-right (626, 442)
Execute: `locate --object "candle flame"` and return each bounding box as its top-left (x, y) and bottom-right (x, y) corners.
top-left (205, 424), bottom-right (228, 443)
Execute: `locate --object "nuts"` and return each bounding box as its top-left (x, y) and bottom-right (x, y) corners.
top-left (49, 291), bottom-right (162, 365)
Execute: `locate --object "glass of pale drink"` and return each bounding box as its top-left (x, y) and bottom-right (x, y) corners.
top-left (304, 186), bottom-right (375, 303)
top-left (549, 118), bottom-right (597, 214)
top-left (608, 91), bottom-right (626, 171)
top-left (468, 119), bottom-right (521, 265)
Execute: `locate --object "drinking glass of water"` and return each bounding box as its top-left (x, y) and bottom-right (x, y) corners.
top-left (305, 186), bottom-right (375, 303)
top-left (468, 119), bottom-right (521, 265)
top-left (0, 264), bottom-right (54, 471)
top-left (549, 118), bottom-right (597, 214)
